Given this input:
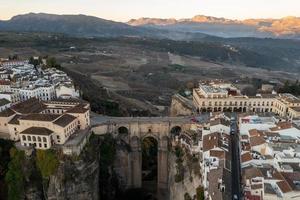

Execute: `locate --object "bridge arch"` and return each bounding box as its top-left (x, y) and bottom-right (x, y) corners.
top-left (118, 126), bottom-right (129, 135)
top-left (170, 126), bottom-right (182, 138)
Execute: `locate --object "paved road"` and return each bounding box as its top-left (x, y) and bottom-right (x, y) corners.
top-left (230, 114), bottom-right (242, 200)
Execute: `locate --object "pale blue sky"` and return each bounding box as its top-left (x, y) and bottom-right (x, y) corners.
top-left (1, 0), bottom-right (300, 21)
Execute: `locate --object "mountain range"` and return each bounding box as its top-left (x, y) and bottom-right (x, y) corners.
top-left (0, 13), bottom-right (300, 39)
top-left (128, 15), bottom-right (300, 39)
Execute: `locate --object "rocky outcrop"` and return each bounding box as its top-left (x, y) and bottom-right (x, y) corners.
top-left (170, 94), bottom-right (194, 117)
top-left (168, 148), bottom-right (202, 200)
top-left (47, 159), bottom-right (99, 200)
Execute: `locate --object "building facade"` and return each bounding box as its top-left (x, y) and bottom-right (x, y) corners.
top-left (193, 82), bottom-right (300, 120)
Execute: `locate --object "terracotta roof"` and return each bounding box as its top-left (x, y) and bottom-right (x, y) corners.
top-left (249, 129), bottom-right (264, 137)
top-left (20, 127), bottom-right (53, 136)
top-left (67, 104), bottom-right (89, 114)
top-left (20, 114), bottom-right (60, 121)
top-left (243, 143), bottom-right (251, 151)
top-left (11, 98), bottom-right (46, 114)
top-left (210, 150), bottom-right (225, 159)
top-left (203, 132), bottom-right (222, 152)
top-left (0, 108), bottom-right (15, 117)
top-left (53, 114), bottom-right (77, 127)
top-left (277, 180), bottom-right (293, 193)
top-left (241, 152), bottom-right (252, 163)
top-left (277, 122), bottom-right (293, 129)
top-left (282, 172), bottom-right (300, 191)
top-left (250, 136), bottom-right (266, 147)
top-left (243, 167), bottom-right (263, 180)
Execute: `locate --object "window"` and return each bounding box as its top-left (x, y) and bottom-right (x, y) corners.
top-left (39, 143), bottom-right (42, 148)
top-left (43, 137), bottom-right (47, 142)
top-left (27, 135), bottom-right (31, 141)
top-left (38, 137), bottom-right (41, 142)
top-left (57, 135), bottom-right (60, 139)
top-left (44, 144), bottom-right (47, 148)
top-left (22, 135), bottom-right (26, 141)
top-left (33, 136), bottom-right (36, 142)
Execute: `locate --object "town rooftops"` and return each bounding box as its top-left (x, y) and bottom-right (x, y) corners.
top-left (20, 127), bottom-right (53, 136)
top-left (277, 180), bottom-right (293, 193)
top-left (243, 167), bottom-right (263, 180)
top-left (0, 108), bottom-right (15, 117)
top-left (53, 114), bottom-right (77, 127)
top-left (66, 104), bottom-right (89, 114)
top-left (249, 136), bottom-right (266, 147)
top-left (11, 98), bottom-right (46, 114)
top-left (207, 160), bottom-right (232, 200)
top-left (203, 132), bottom-right (224, 152)
top-left (241, 152), bottom-right (252, 163)
top-left (20, 113), bottom-right (60, 121)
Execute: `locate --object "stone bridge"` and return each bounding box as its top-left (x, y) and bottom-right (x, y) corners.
top-left (91, 116), bottom-right (193, 193)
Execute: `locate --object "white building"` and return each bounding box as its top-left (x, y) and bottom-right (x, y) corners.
top-left (56, 84), bottom-right (79, 99)
top-left (19, 85), bottom-right (56, 101)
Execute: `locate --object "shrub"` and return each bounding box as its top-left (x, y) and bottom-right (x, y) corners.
top-left (196, 186), bottom-right (205, 200)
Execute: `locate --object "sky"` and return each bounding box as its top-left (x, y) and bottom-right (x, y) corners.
top-left (1, 0), bottom-right (300, 22)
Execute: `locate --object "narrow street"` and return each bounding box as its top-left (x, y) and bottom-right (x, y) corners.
top-left (230, 114), bottom-right (242, 200)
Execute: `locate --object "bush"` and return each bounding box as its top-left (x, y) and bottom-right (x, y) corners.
top-left (36, 150), bottom-right (59, 179)
top-left (196, 186), bottom-right (205, 200)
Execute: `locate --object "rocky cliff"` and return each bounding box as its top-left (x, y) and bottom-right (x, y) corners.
top-left (168, 145), bottom-right (202, 200)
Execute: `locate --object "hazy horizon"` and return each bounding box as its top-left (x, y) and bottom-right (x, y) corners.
top-left (1, 0), bottom-right (300, 22)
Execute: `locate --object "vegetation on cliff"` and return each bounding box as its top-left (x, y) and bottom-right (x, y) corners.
top-left (5, 148), bottom-right (25, 200)
top-left (36, 149), bottom-right (59, 179)
top-left (174, 145), bottom-right (184, 183)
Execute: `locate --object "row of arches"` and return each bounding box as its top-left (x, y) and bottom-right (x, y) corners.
top-left (198, 107), bottom-right (272, 113)
top-left (117, 126), bottom-right (182, 138)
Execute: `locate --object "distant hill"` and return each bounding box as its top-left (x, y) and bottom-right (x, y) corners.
top-left (0, 13), bottom-right (142, 37)
top-left (128, 15), bottom-right (300, 39)
top-left (0, 13), bottom-right (209, 40)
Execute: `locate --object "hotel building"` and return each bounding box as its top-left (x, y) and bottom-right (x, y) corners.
top-left (193, 81), bottom-right (300, 120)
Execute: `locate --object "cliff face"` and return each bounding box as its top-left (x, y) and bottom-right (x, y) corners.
top-left (170, 94), bottom-right (194, 117)
top-left (168, 147), bottom-right (202, 200)
top-left (47, 159), bottom-right (99, 200)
